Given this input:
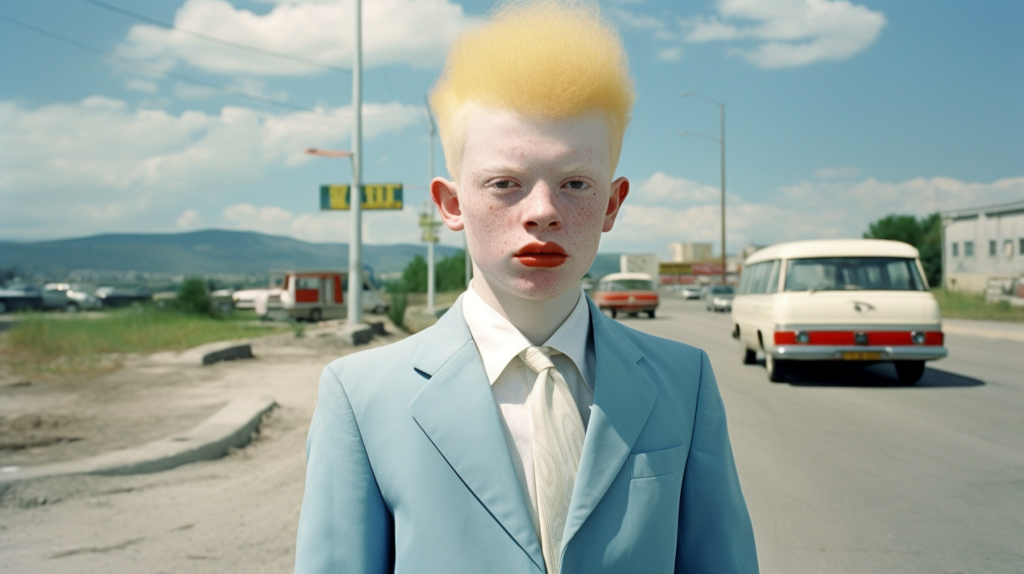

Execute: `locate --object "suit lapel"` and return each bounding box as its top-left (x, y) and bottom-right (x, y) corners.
top-left (562, 299), bottom-right (658, 548)
top-left (409, 298), bottom-right (545, 572)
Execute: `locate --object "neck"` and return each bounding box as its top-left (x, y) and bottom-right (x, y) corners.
top-left (470, 273), bottom-right (581, 345)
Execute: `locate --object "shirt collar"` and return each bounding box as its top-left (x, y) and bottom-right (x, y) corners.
top-left (462, 283), bottom-right (592, 390)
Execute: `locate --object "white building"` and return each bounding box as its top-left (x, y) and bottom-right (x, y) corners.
top-left (669, 242), bottom-right (713, 263)
top-left (943, 199), bottom-right (1024, 292)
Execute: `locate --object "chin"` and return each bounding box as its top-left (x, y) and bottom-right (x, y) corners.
top-left (506, 269), bottom-right (582, 301)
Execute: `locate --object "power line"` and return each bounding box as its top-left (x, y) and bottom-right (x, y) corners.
top-left (77, 0), bottom-right (349, 74)
top-left (0, 14), bottom-right (311, 112)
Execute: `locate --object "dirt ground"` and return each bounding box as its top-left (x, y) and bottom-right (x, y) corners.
top-left (0, 320), bottom-right (406, 573)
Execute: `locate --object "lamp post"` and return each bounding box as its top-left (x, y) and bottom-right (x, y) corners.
top-left (680, 91), bottom-right (727, 283)
top-left (349, 0), bottom-right (363, 325)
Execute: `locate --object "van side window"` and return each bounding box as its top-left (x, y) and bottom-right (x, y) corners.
top-left (764, 260), bottom-right (780, 293)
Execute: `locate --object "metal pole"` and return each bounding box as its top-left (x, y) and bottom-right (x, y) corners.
top-left (720, 102), bottom-right (726, 284)
top-left (347, 0), bottom-right (363, 326)
top-left (426, 104), bottom-right (436, 315)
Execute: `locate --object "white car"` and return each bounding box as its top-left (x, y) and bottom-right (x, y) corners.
top-left (732, 239), bottom-right (947, 384)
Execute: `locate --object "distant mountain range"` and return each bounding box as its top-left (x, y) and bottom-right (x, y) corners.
top-left (0, 229), bottom-right (622, 280)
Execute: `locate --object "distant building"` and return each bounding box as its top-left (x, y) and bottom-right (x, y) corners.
top-left (669, 242), bottom-right (713, 263)
top-left (942, 199), bottom-right (1024, 292)
top-left (620, 254), bottom-right (659, 279)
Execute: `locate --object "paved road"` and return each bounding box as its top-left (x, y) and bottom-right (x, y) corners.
top-left (2, 303), bottom-right (1021, 573)
top-left (622, 298), bottom-right (1024, 574)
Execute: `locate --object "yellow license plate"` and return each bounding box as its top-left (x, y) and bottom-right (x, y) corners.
top-left (842, 351), bottom-right (882, 361)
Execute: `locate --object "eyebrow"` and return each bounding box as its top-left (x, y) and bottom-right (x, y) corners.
top-left (470, 159), bottom-right (599, 178)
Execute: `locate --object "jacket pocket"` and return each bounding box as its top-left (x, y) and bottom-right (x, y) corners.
top-left (630, 444), bottom-right (687, 479)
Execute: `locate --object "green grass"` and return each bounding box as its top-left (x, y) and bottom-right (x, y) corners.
top-left (932, 288), bottom-right (1024, 322)
top-left (1, 307), bottom-right (289, 376)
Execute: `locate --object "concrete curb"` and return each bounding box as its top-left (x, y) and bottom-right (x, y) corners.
top-left (202, 343), bottom-right (255, 365)
top-left (0, 397), bottom-right (277, 486)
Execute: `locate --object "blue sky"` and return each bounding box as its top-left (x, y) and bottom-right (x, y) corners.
top-left (1, 0), bottom-right (1021, 260)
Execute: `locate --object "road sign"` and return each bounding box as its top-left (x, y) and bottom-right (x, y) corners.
top-left (659, 262), bottom-right (693, 276)
top-left (320, 184), bottom-right (403, 210)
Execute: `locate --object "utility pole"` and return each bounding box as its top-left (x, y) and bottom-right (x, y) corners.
top-left (424, 97), bottom-right (438, 315)
top-left (680, 91), bottom-right (727, 283)
top-left (348, 0), bottom-right (363, 325)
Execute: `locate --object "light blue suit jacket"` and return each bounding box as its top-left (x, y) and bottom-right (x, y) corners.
top-left (295, 296), bottom-right (758, 573)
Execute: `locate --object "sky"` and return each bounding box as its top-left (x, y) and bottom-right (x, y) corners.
top-left (1, 0), bottom-right (1022, 261)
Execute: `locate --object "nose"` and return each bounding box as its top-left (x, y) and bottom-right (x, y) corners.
top-left (522, 183), bottom-right (563, 232)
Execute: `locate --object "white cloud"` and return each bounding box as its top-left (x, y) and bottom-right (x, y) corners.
top-left (603, 172), bottom-right (1024, 256)
top-left (683, 0), bottom-right (887, 68)
top-left (0, 96), bottom-right (422, 239)
top-left (617, 0), bottom-right (885, 68)
top-left (177, 209), bottom-right (202, 229)
top-left (115, 0), bottom-right (481, 76)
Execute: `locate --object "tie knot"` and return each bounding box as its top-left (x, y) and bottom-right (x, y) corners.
top-left (520, 345), bottom-right (556, 374)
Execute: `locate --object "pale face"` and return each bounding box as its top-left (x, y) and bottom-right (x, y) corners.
top-left (431, 106), bottom-right (629, 302)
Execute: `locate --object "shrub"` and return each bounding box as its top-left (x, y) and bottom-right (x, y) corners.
top-left (178, 277), bottom-right (210, 315)
top-left (389, 291), bottom-right (408, 330)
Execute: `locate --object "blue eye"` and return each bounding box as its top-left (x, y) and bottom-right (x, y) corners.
top-left (566, 180), bottom-right (588, 190)
top-left (495, 180), bottom-right (514, 189)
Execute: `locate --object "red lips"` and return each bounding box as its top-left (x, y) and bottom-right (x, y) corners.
top-left (514, 242), bottom-right (568, 268)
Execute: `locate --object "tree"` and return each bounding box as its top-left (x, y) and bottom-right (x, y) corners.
top-left (436, 250), bottom-right (467, 292)
top-left (863, 213), bottom-right (942, 287)
top-left (401, 254), bottom-right (429, 293)
top-left (178, 277), bottom-right (210, 314)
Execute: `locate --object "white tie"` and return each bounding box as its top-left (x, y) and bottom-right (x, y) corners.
top-left (520, 346), bottom-right (585, 574)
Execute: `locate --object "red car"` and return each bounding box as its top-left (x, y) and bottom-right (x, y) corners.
top-left (592, 272), bottom-right (659, 319)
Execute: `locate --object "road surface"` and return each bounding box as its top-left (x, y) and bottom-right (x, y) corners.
top-left (1, 300), bottom-right (1021, 573)
top-left (624, 298), bottom-right (1024, 574)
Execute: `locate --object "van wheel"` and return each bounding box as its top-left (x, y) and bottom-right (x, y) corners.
top-left (894, 361), bottom-right (925, 385)
top-left (765, 354), bottom-right (788, 382)
top-left (610, 308), bottom-right (617, 319)
top-left (65, 302), bottom-right (79, 313)
top-left (309, 308), bottom-right (322, 322)
top-left (741, 346), bottom-right (757, 365)
top-left (646, 310), bottom-right (656, 319)
top-left (0, 301), bottom-right (7, 314)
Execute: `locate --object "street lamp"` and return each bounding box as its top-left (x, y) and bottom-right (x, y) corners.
top-left (680, 91), bottom-right (727, 283)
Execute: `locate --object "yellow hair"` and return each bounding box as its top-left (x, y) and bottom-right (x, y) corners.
top-left (430, 1), bottom-right (635, 178)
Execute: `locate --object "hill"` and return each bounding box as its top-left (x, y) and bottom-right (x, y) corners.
top-left (0, 229), bottom-right (460, 278)
top-left (0, 229), bottom-right (625, 283)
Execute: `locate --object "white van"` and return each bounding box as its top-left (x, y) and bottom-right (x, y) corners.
top-left (732, 239), bottom-right (947, 384)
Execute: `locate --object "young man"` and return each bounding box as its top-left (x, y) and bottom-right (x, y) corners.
top-left (294, 3), bottom-right (757, 573)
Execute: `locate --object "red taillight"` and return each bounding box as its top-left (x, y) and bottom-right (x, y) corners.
top-left (774, 331), bottom-right (796, 345)
top-left (774, 330), bottom-right (944, 346)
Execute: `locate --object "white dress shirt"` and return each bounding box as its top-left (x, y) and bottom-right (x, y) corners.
top-left (462, 283), bottom-right (595, 534)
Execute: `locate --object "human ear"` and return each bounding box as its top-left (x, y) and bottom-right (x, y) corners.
top-left (431, 177), bottom-right (464, 231)
top-left (601, 177), bottom-right (629, 232)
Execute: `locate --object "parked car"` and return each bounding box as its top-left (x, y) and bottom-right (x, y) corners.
top-left (0, 284), bottom-right (43, 313)
top-left (94, 287), bottom-right (152, 307)
top-left (42, 283), bottom-right (101, 312)
top-left (704, 285), bottom-right (735, 312)
top-left (732, 239), bottom-right (946, 384)
top-left (592, 272), bottom-right (659, 319)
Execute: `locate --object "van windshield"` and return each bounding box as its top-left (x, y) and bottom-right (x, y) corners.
top-left (784, 257), bottom-right (925, 292)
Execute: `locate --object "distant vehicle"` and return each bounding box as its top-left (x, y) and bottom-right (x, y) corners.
top-left (705, 285), bottom-right (735, 312)
top-left (94, 287), bottom-right (153, 307)
top-left (42, 283), bottom-right (101, 312)
top-left (0, 284), bottom-right (43, 313)
top-left (265, 271), bottom-right (389, 322)
top-left (679, 285), bottom-right (702, 300)
top-left (732, 239), bottom-right (947, 384)
top-left (592, 272), bottom-right (659, 319)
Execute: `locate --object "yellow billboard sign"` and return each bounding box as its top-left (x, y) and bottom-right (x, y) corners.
top-left (320, 184), bottom-right (403, 210)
